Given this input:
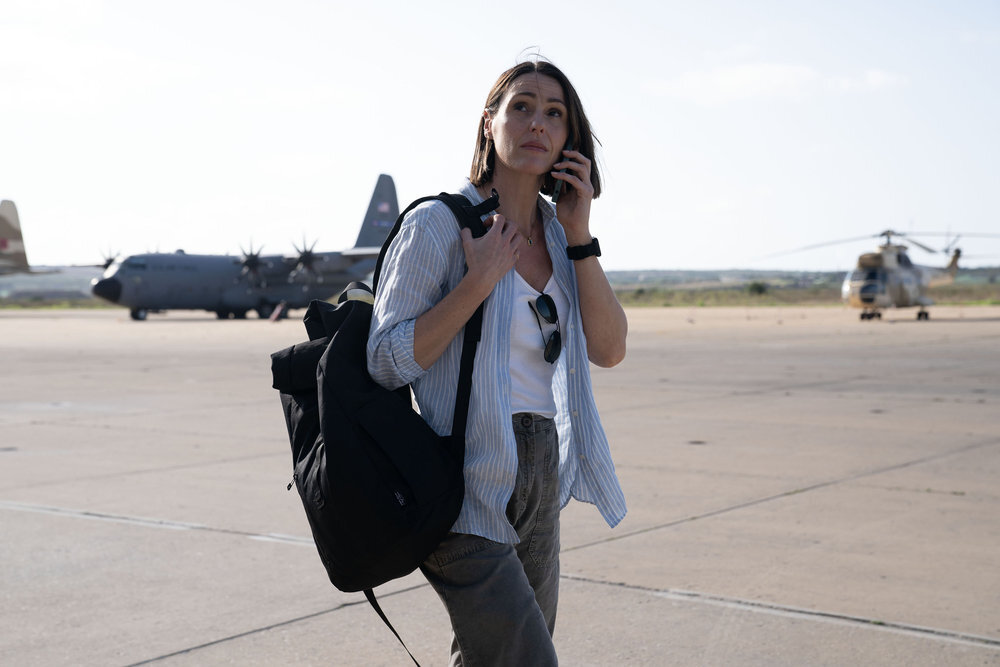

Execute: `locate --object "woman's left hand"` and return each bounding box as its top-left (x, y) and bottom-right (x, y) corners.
top-left (552, 148), bottom-right (594, 244)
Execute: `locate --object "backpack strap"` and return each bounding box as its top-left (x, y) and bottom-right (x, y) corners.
top-left (371, 190), bottom-right (499, 293)
top-left (432, 191), bottom-right (498, 447)
top-left (369, 189), bottom-right (499, 445)
top-left (363, 190), bottom-right (500, 666)
top-left (364, 588), bottom-right (421, 666)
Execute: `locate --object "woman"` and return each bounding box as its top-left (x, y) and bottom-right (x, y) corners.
top-left (368, 58), bottom-right (627, 666)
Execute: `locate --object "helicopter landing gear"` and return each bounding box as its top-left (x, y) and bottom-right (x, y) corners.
top-left (917, 310), bottom-right (930, 321)
top-left (860, 310), bottom-right (882, 321)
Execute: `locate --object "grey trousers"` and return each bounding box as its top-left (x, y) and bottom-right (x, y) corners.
top-left (420, 413), bottom-right (561, 667)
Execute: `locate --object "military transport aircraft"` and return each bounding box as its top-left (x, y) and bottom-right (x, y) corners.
top-left (91, 174), bottom-right (399, 320)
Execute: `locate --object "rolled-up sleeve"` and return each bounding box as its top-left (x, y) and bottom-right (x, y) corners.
top-left (367, 202), bottom-right (459, 390)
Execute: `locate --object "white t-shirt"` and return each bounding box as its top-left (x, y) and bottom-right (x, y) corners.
top-left (509, 271), bottom-right (571, 418)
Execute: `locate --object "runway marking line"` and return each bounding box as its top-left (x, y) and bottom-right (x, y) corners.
top-left (561, 573), bottom-right (1000, 651)
top-left (564, 435), bottom-right (1000, 552)
top-left (4, 498), bottom-right (998, 658)
top-left (0, 500), bottom-right (313, 544)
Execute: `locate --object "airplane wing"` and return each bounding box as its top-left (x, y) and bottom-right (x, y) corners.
top-left (341, 247), bottom-right (383, 257)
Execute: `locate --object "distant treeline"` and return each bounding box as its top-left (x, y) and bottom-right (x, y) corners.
top-left (610, 270), bottom-right (1000, 308)
top-left (605, 267), bottom-right (1000, 289)
top-left (3, 266), bottom-right (999, 309)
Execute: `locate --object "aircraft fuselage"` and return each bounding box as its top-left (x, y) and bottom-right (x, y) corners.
top-left (92, 251), bottom-right (376, 319)
top-left (89, 173), bottom-right (397, 319)
top-left (841, 244), bottom-right (958, 320)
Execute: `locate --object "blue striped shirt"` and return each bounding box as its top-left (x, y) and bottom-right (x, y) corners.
top-left (367, 180), bottom-right (627, 544)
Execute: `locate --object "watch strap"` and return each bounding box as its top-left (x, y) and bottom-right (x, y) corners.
top-left (566, 237), bottom-right (601, 261)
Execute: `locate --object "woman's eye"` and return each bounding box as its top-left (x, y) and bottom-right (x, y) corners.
top-left (547, 108), bottom-right (563, 118)
top-left (513, 102), bottom-right (528, 112)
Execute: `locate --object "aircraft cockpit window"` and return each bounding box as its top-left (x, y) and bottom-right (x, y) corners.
top-left (123, 260), bottom-right (148, 271)
top-left (898, 253), bottom-right (913, 268)
top-left (851, 269), bottom-right (886, 283)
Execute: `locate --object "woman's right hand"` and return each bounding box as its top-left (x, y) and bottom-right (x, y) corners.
top-left (412, 213), bottom-right (521, 370)
top-left (460, 213), bottom-right (522, 299)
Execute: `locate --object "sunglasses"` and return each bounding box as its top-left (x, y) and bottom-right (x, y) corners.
top-left (529, 293), bottom-right (562, 364)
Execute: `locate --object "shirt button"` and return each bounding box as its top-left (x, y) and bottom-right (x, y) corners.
top-left (572, 410), bottom-right (579, 417)
top-left (569, 368), bottom-right (576, 375)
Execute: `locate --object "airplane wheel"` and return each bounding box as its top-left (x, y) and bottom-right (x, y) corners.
top-left (215, 310), bottom-right (231, 320)
top-left (256, 304), bottom-right (275, 319)
top-left (130, 308), bottom-right (147, 321)
top-left (234, 311), bottom-right (247, 320)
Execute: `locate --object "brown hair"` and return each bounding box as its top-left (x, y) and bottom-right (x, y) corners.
top-left (470, 59), bottom-right (602, 199)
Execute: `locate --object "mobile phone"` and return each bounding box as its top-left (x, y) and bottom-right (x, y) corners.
top-left (551, 141), bottom-right (575, 203)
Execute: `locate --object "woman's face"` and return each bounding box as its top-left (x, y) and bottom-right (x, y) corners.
top-left (485, 73), bottom-right (569, 180)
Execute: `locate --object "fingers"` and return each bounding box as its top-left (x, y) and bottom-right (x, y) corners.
top-left (557, 147), bottom-right (590, 166)
top-left (552, 149), bottom-right (593, 198)
top-left (462, 213), bottom-right (520, 275)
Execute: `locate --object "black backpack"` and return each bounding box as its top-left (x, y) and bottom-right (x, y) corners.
top-left (269, 191), bottom-right (498, 663)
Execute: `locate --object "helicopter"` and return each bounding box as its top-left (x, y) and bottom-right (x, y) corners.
top-left (775, 230), bottom-right (1000, 321)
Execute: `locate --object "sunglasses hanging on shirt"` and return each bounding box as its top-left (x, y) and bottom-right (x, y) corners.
top-left (529, 293), bottom-right (562, 364)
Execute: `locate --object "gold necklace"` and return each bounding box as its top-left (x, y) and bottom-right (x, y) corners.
top-left (526, 210), bottom-right (539, 246)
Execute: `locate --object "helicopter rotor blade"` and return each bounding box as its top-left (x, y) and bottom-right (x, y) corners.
top-left (763, 230), bottom-right (1000, 262)
top-left (897, 234), bottom-right (937, 254)
top-left (760, 235), bottom-right (880, 259)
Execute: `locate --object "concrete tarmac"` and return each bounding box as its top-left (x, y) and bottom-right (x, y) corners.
top-left (1, 305), bottom-right (999, 666)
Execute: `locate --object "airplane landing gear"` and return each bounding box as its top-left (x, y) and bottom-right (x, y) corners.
top-left (917, 310), bottom-right (929, 320)
top-left (129, 308), bottom-right (148, 321)
top-left (860, 310), bottom-right (882, 321)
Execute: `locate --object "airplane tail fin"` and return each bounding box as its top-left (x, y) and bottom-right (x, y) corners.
top-left (0, 200), bottom-right (30, 274)
top-left (353, 174), bottom-right (399, 249)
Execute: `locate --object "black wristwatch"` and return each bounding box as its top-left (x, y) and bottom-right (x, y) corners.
top-left (566, 237), bottom-right (601, 261)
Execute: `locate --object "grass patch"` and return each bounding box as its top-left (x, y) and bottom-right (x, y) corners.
top-left (615, 283), bottom-right (1000, 308)
top-left (616, 286), bottom-right (841, 307)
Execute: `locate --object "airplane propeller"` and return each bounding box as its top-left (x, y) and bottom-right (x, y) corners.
top-left (239, 242), bottom-right (269, 288)
top-left (100, 250), bottom-right (119, 270)
top-left (288, 237), bottom-right (325, 284)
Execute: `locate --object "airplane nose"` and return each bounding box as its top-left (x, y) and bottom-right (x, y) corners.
top-left (91, 277), bottom-right (122, 303)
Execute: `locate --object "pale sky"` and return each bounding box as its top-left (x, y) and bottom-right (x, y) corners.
top-left (2, 0), bottom-right (998, 272)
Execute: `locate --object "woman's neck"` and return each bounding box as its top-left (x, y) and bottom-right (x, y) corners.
top-left (482, 170), bottom-right (543, 237)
